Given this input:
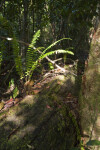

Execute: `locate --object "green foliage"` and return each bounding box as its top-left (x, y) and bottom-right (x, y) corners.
top-left (0, 15), bottom-right (11, 71)
top-left (9, 78), bottom-right (14, 87)
top-left (13, 87), bottom-right (19, 99)
top-left (0, 40), bottom-right (6, 71)
top-left (26, 30), bottom-right (41, 72)
top-left (58, 104), bottom-right (81, 145)
top-left (40, 38), bottom-right (72, 56)
top-left (12, 36), bottom-right (23, 78)
top-left (48, 62), bottom-right (54, 70)
top-left (25, 34), bottom-right (73, 80)
top-left (8, 78), bottom-right (19, 99)
top-left (30, 30), bottom-right (41, 47)
top-left (0, 14), bottom-right (9, 29)
top-left (86, 140), bottom-right (100, 146)
top-left (40, 49), bottom-right (74, 60)
top-left (0, 15), bottom-right (23, 78)
top-left (68, 111), bottom-right (81, 143)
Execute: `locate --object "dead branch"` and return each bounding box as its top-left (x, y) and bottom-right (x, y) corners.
top-left (53, 58), bottom-right (62, 62)
top-left (0, 36), bottom-right (29, 46)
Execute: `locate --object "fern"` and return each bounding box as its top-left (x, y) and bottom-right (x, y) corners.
top-left (40, 49), bottom-right (74, 60)
top-left (41, 38), bottom-right (72, 57)
top-left (30, 30), bottom-right (40, 47)
top-left (0, 17), bottom-right (73, 81)
top-left (27, 47), bottom-right (74, 80)
top-left (26, 30), bottom-right (41, 72)
top-left (0, 15), bottom-right (22, 77)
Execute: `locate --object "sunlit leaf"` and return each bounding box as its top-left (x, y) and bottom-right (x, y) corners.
top-left (41, 38), bottom-right (72, 56)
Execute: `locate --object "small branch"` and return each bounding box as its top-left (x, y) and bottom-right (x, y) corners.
top-left (37, 50), bottom-right (66, 72)
top-left (46, 55), bottom-right (66, 72)
top-left (53, 58), bottom-right (62, 62)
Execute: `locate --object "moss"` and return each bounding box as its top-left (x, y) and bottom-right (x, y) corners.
top-left (0, 75), bottom-right (81, 150)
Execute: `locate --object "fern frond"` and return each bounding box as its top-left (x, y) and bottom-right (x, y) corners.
top-left (40, 49), bottom-right (74, 60)
top-left (26, 30), bottom-right (41, 72)
top-left (25, 37), bottom-right (73, 80)
top-left (29, 30), bottom-right (40, 48)
top-left (41, 38), bottom-right (72, 56)
top-left (26, 60), bottom-right (38, 78)
top-left (34, 47), bottom-right (45, 52)
top-left (28, 49), bottom-right (74, 79)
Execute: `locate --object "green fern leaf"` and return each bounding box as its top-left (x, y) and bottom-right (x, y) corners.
top-left (41, 38), bottom-right (72, 56)
top-left (29, 30), bottom-right (40, 48)
top-left (28, 49), bottom-right (74, 79)
top-left (26, 30), bottom-right (41, 72)
top-left (25, 37), bottom-right (73, 80)
top-left (40, 49), bottom-right (74, 60)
